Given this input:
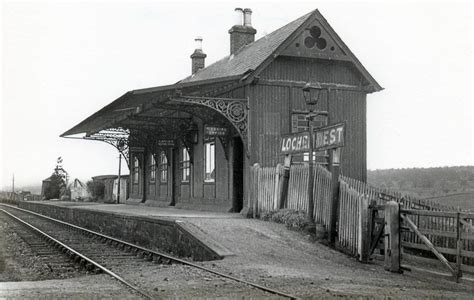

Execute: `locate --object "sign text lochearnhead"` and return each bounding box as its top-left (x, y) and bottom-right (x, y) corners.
top-left (280, 122), bottom-right (345, 154)
top-left (280, 131), bottom-right (311, 154)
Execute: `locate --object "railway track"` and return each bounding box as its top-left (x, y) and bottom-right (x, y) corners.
top-left (0, 204), bottom-right (298, 299)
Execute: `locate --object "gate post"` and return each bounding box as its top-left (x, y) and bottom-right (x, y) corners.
top-left (384, 200), bottom-right (401, 273)
top-left (278, 155), bottom-right (292, 209)
top-left (328, 149), bottom-right (341, 244)
top-left (358, 195), bottom-right (370, 263)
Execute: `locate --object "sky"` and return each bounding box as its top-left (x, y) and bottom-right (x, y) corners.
top-left (1, 0), bottom-right (473, 190)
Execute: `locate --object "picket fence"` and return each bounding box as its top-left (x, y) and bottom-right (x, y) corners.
top-left (249, 163), bottom-right (473, 267)
top-left (250, 164), bottom-right (332, 220)
top-left (249, 163), bottom-right (365, 256)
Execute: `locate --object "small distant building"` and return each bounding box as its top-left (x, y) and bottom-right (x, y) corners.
top-left (41, 176), bottom-right (52, 199)
top-left (69, 178), bottom-right (91, 201)
top-left (92, 175), bottom-right (129, 203)
top-left (113, 175), bottom-right (129, 203)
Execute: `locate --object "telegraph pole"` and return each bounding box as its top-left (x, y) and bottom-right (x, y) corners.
top-left (12, 174), bottom-right (15, 193)
top-left (117, 153), bottom-right (122, 204)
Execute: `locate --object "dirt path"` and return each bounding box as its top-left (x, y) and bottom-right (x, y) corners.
top-left (187, 218), bottom-right (474, 299)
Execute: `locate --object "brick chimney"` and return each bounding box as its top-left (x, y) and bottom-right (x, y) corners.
top-left (229, 8), bottom-right (256, 54)
top-left (190, 36), bottom-right (206, 74)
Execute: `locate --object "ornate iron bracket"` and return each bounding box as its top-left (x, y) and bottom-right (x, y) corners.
top-left (85, 128), bottom-right (130, 169)
top-left (170, 95), bottom-right (248, 152)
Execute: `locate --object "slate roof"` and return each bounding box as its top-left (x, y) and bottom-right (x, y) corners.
top-left (180, 12), bottom-right (312, 83)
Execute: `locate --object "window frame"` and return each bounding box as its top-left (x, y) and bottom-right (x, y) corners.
top-left (204, 140), bottom-right (216, 183)
top-left (133, 156), bottom-right (140, 185)
top-left (180, 147), bottom-right (191, 183)
top-left (149, 154), bottom-right (156, 183)
top-left (159, 151), bottom-right (168, 183)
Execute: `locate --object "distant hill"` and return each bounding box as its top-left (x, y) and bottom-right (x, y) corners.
top-left (4, 184), bottom-right (42, 195)
top-left (367, 166), bottom-right (474, 210)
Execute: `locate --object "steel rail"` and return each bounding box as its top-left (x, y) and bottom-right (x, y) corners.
top-left (0, 204), bottom-right (299, 300)
top-left (0, 208), bottom-right (152, 299)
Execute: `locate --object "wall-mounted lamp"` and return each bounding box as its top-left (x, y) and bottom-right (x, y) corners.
top-left (302, 82), bottom-right (322, 108)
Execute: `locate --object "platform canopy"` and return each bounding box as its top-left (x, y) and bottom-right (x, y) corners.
top-left (61, 75), bottom-right (249, 164)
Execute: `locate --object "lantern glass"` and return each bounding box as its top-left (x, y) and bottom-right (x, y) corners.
top-left (303, 86), bottom-right (320, 107)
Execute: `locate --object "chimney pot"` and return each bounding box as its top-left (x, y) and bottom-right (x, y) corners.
top-left (234, 8), bottom-right (244, 26)
top-left (243, 8), bottom-right (252, 26)
top-left (194, 36), bottom-right (203, 51)
top-left (228, 8), bottom-right (256, 54)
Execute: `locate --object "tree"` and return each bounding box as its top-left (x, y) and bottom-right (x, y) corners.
top-left (44, 157), bottom-right (69, 200)
top-left (86, 180), bottom-right (104, 201)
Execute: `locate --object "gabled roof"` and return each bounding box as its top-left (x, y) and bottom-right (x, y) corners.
top-left (180, 9), bottom-right (382, 92)
top-left (180, 12), bottom-right (312, 83)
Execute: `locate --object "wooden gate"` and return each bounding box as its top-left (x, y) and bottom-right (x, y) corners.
top-left (399, 208), bottom-right (474, 281)
top-left (367, 201), bottom-right (385, 258)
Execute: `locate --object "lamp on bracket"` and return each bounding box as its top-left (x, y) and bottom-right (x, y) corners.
top-left (302, 82), bottom-right (322, 110)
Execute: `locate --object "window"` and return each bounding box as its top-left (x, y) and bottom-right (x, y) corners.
top-left (159, 151), bottom-right (168, 183)
top-left (181, 148), bottom-right (190, 182)
top-left (133, 156), bottom-right (139, 184)
top-left (204, 141), bottom-right (215, 182)
top-left (150, 154), bottom-right (156, 183)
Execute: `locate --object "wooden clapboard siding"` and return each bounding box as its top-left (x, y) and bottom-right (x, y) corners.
top-left (248, 84), bottom-right (290, 167)
top-left (261, 56), bottom-right (363, 86)
top-left (248, 56), bottom-right (368, 182)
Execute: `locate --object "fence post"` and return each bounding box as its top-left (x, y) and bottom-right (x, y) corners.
top-left (456, 208), bottom-right (462, 282)
top-left (252, 164), bottom-right (260, 219)
top-left (278, 155), bottom-right (292, 209)
top-left (358, 195), bottom-right (370, 263)
top-left (273, 164), bottom-right (282, 210)
top-left (384, 201), bottom-right (400, 273)
top-left (328, 149), bottom-right (341, 244)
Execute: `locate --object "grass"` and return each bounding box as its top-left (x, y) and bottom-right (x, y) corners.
top-left (423, 192), bottom-right (474, 211)
top-left (260, 209), bottom-right (306, 230)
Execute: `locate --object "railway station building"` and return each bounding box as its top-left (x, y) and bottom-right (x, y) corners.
top-left (62, 8), bottom-right (381, 212)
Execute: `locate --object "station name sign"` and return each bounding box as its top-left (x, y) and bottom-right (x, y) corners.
top-left (314, 122), bottom-right (345, 151)
top-left (157, 139), bottom-right (175, 147)
top-left (280, 122), bottom-right (345, 154)
top-left (280, 131), bottom-right (310, 154)
top-left (204, 125), bottom-right (228, 137)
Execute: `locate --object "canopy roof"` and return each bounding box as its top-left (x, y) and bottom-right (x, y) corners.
top-left (62, 9), bottom-right (381, 140)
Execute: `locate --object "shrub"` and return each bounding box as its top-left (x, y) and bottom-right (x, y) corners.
top-left (86, 180), bottom-right (105, 201)
top-left (260, 209), bottom-right (306, 230)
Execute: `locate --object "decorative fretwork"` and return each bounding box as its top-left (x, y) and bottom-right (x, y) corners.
top-left (86, 128), bottom-right (130, 168)
top-left (170, 95), bottom-right (248, 148)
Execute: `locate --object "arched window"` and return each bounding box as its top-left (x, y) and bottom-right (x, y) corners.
top-left (159, 151), bottom-right (168, 183)
top-left (181, 148), bottom-right (190, 182)
top-left (133, 156), bottom-right (140, 184)
top-left (150, 154), bottom-right (156, 183)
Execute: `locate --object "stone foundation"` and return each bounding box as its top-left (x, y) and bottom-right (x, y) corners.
top-left (17, 202), bottom-right (222, 261)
